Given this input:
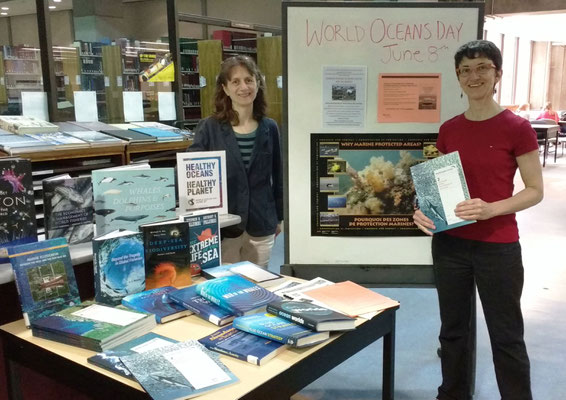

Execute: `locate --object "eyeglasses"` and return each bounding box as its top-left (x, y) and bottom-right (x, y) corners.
top-left (457, 63), bottom-right (496, 78)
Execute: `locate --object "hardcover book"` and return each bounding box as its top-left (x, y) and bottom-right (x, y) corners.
top-left (42, 175), bottom-right (94, 245)
top-left (0, 157), bottom-right (37, 262)
top-left (167, 285), bottom-right (234, 326)
top-left (410, 151), bottom-right (475, 233)
top-left (25, 132), bottom-right (89, 148)
top-left (91, 166), bottom-right (176, 235)
top-left (233, 313), bottom-right (330, 348)
top-left (141, 219), bottom-right (193, 290)
top-left (120, 340), bottom-right (238, 400)
top-left (176, 151), bottom-right (228, 215)
top-left (195, 275), bottom-right (281, 316)
top-left (93, 229), bottom-right (145, 306)
top-left (87, 332), bottom-right (178, 380)
top-left (184, 211), bottom-right (221, 275)
top-left (128, 127), bottom-right (184, 142)
top-left (0, 115), bottom-right (59, 134)
top-left (8, 237), bottom-right (80, 327)
top-left (99, 129), bottom-right (157, 143)
top-left (0, 134), bottom-right (55, 153)
top-left (30, 301), bottom-right (157, 352)
top-left (63, 130), bottom-right (125, 146)
top-left (122, 286), bottom-right (192, 324)
top-left (198, 324), bottom-right (286, 365)
top-left (266, 300), bottom-right (356, 331)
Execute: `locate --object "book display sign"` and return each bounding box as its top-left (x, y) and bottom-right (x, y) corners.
top-left (311, 133), bottom-right (437, 236)
top-left (176, 151), bottom-right (228, 214)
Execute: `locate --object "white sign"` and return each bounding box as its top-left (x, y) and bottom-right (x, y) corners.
top-left (73, 91), bottom-right (98, 122)
top-left (21, 92), bottom-right (49, 121)
top-left (158, 91), bottom-right (177, 121)
top-left (123, 91), bottom-right (144, 122)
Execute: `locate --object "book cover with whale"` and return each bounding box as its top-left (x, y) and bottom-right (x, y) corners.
top-left (91, 167), bottom-right (176, 235)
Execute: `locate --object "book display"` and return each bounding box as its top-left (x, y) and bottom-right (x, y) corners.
top-left (168, 285), bottom-right (234, 327)
top-left (122, 286), bottom-right (192, 324)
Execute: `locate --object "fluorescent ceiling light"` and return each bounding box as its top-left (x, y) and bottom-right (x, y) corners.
top-left (53, 0), bottom-right (62, 2)
top-left (0, 12), bottom-right (7, 16)
top-left (1, 7), bottom-right (9, 10)
top-left (49, 6), bottom-right (56, 9)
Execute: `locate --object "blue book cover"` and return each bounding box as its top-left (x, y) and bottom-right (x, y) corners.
top-left (91, 168), bottom-right (176, 235)
top-left (8, 237), bottom-right (80, 327)
top-left (195, 275), bottom-right (281, 316)
top-left (128, 127), bottom-right (184, 142)
top-left (0, 157), bottom-right (37, 262)
top-left (233, 313), bottom-right (330, 348)
top-left (93, 230), bottom-right (145, 306)
top-left (87, 332), bottom-right (178, 379)
top-left (168, 285), bottom-right (234, 326)
top-left (120, 340), bottom-right (238, 400)
top-left (410, 151), bottom-right (476, 233)
top-left (184, 211), bottom-right (220, 275)
top-left (122, 286), bottom-right (192, 324)
top-left (198, 324), bottom-right (286, 365)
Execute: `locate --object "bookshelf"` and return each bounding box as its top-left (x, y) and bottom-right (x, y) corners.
top-left (257, 36), bottom-right (283, 127)
top-left (53, 46), bottom-right (81, 121)
top-left (1, 45), bottom-right (43, 115)
top-left (197, 40), bottom-right (223, 119)
top-left (180, 38), bottom-right (201, 122)
top-left (102, 45), bottom-right (124, 123)
top-left (78, 41), bottom-right (106, 121)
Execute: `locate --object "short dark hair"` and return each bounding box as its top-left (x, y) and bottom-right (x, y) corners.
top-left (212, 55), bottom-right (267, 125)
top-left (454, 40), bottom-right (502, 71)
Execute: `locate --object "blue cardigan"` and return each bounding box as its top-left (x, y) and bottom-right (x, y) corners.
top-left (188, 117), bottom-right (284, 238)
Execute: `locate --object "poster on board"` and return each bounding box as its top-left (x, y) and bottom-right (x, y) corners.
top-left (311, 133), bottom-right (439, 237)
top-left (322, 65), bottom-right (367, 128)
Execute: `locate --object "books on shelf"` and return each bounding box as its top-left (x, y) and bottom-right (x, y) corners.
top-left (8, 237), bottom-right (80, 327)
top-left (410, 151), bottom-right (475, 233)
top-left (0, 157), bottom-right (37, 262)
top-left (168, 285), bottom-right (234, 327)
top-left (0, 115), bottom-right (59, 134)
top-left (266, 299), bottom-right (356, 332)
top-left (93, 229), bottom-right (145, 306)
top-left (119, 340), bottom-right (238, 400)
top-left (202, 261), bottom-right (286, 288)
top-left (196, 275), bottom-right (281, 316)
top-left (42, 174), bottom-right (94, 245)
top-left (87, 332), bottom-right (178, 380)
top-left (128, 127), bottom-right (184, 142)
top-left (184, 210), bottom-right (220, 275)
top-left (30, 301), bottom-right (157, 352)
top-left (122, 286), bottom-right (193, 324)
top-left (176, 151), bottom-right (228, 215)
top-left (233, 313), bottom-right (329, 348)
top-left (91, 165), bottom-right (176, 235)
top-left (199, 324), bottom-right (286, 365)
top-left (141, 218), bottom-right (193, 290)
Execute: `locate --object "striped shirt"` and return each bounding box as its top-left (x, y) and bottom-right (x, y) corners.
top-left (234, 129), bottom-right (256, 169)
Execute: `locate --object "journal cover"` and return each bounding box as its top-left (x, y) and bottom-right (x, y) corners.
top-left (168, 285), bottom-right (234, 326)
top-left (121, 286), bottom-right (192, 323)
top-left (184, 211), bottom-right (220, 275)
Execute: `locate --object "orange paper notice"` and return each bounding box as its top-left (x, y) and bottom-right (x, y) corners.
top-left (377, 73), bottom-right (441, 123)
top-left (304, 280), bottom-right (399, 317)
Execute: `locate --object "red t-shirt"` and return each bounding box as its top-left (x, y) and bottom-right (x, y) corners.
top-left (436, 109), bottom-right (538, 243)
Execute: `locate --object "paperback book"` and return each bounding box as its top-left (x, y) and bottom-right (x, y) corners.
top-left (168, 285), bottom-right (234, 326)
top-left (63, 130), bottom-right (126, 146)
top-left (0, 115), bottom-right (59, 134)
top-left (202, 261), bottom-right (285, 288)
top-left (122, 286), bottom-right (192, 324)
top-left (25, 132), bottom-right (89, 148)
top-left (87, 332), bottom-right (178, 380)
top-left (93, 229), bottom-right (145, 306)
top-left (99, 129), bottom-right (157, 143)
top-left (199, 324), bottom-right (286, 365)
top-left (410, 151), bottom-right (475, 233)
top-left (176, 151), bottom-right (228, 215)
top-left (91, 166), bottom-right (176, 235)
top-left (128, 127), bottom-right (184, 142)
top-left (42, 175), bottom-right (94, 244)
top-left (196, 275), bottom-right (281, 316)
top-left (30, 301), bottom-right (157, 352)
top-left (0, 157), bottom-right (37, 262)
top-left (184, 211), bottom-right (220, 275)
top-left (233, 313), bottom-right (329, 348)
top-left (8, 237), bottom-right (80, 327)
top-left (120, 340), bottom-right (238, 400)
top-left (266, 300), bottom-right (356, 331)
top-left (141, 219), bottom-right (193, 290)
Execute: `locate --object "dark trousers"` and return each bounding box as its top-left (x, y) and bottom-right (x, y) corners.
top-left (432, 233), bottom-right (532, 400)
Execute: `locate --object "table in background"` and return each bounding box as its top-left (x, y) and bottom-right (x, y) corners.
top-left (530, 123), bottom-right (560, 167)
top-left (0, 305), bottom-right (399, 400)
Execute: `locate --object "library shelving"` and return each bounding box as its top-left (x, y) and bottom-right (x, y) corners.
top-left (1, 45), bottom-right (43, 115)
top-left (78, 41), bottom-right (106, 121)
top-left (180, 38), bottom-right (201, 122)
top-left (52, 46), bottom-right (81, 121)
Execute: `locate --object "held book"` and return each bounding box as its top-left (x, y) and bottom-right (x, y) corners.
top-left (184, 211), bottom-right (221, 275)
top-left (410, 151), bottom-right (475, 233)
top-left (119, 340), bottom-right (238, 400)
top-left (0, 157), bottom-right (37, 262)
top-left (87, 332), bottom-right (178, 380)
top-left (195, 275), bottom-right (281, 316)
top-left (266, 300), bottom-right (356, 332)
top-left (198, 324), bottom-right (286, 365)
top-left (233, 313), bottom-right (330, 348)
top-left (8, 237), bottom-right (80, 327)
top-left (202, 261), bottom-right (286, 288)
top-left (121, 286), bottom-right (193, 324)
top-left (167, 285), bottom-right (234, 326)
top-left (30, 301), bottom-right (157, 352)
top-left (176, 151), bottom-right (228, 215)
top-left (42, 174), bottom-right (94, 245)
top-left (93, 229), bottom-right (145, 306)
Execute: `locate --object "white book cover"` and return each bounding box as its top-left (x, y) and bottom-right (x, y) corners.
top-left (176, 151), bottom-right (228, 215)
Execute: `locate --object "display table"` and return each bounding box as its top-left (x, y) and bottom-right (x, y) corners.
top-left (0, 303), bottom-right (398, 400)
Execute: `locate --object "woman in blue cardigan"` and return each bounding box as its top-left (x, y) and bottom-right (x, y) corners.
top-left (189, 56), bottom-right (283, 268)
